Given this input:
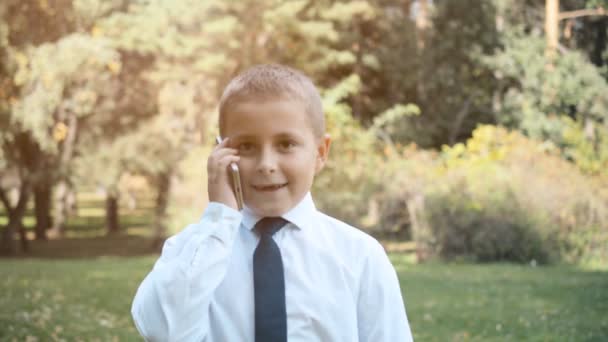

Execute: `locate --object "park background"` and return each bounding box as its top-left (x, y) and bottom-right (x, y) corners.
top-left (1, 0), bottom-right (607, 340)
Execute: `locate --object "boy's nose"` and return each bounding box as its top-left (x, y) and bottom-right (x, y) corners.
top-left (256, 148), bottom-right (278, 174)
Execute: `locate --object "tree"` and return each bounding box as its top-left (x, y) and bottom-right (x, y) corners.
top-left (92, 0), bottom-right (381, 241)
top-left (545, 0), bottom-right (607, 64)
top-left (483, 0), bottom-right (608, 181)
top-left (0, 0), bottom-right (125, 252)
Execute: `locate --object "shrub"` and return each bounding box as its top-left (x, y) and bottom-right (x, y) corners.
top-left (423, 182), bottom-right (553, 263)
top-left (313, 111), bottom-right (607, 265)
top-left (413, 125), bottom-right (607, 264)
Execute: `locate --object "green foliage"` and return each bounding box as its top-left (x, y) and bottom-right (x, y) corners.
top-left (416, 125), bottom-right (608, 264)
top-left (485, 30), bottom-right (608, 140)
top-left (313, 74), bottom-right (381, 225)
top-left (166, 144), bottom-right (209, 236)
top-left (585, 0), bottom-right (608, 8)
top-left (312, 76), bottom-right (423, 234)
top-left (371, 103), bottom-right (421, 138)
top-left (2, 0), bottom-right (607, 265)
top-left (486, 0), bottom-right (608, 186)
top-left (402, 0), bottom-right (500, 147)
top-left (89, 0), bottom-right (370, 198)
top-left (562, 116), bottom-right (608, 178)
top-left (11, 34), bottom-right (119, 153)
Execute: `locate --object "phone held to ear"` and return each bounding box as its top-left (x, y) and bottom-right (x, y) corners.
top-left (216, 136), bottom-right (244, 210)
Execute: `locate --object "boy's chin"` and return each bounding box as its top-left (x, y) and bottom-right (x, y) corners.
top-left (248, 203), bottom-right (292, 218)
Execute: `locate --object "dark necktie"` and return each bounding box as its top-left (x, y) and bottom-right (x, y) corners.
top-left (254, 217), bottom-right (288, 342)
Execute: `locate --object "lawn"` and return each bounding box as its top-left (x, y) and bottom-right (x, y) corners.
top-left (2, 192), bottom-right (607, 341)
top-left (1, 249), bottom-right (607, 341)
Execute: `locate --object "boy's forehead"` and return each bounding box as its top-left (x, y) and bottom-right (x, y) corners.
top-left (226, 119), bottom-right (312, 139)
top-left (224, 100), bottom-right (311, 128)
top-left (220, 95), bottom-right (324, 140)
top-left (229, 131), bottom-right (304, 141)
top-left (228, 97), bottom-right (306, 112)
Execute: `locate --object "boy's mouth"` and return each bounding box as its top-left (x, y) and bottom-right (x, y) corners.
top-left (252, 183), bottom-right (288, 192)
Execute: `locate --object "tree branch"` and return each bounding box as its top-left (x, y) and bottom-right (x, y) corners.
top-left (559, 8), bottom-right (607, 21)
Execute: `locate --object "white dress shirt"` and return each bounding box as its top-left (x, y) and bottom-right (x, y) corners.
top-left (131, 192), bottom-right (413, 341)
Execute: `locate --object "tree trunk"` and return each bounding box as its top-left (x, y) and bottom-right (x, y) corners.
top-left (33, 182), bottom-right (52, 240)
top-left (0, 182), bottom-right (30, 255)
top-left (152, 172), bottom-right (171, 249)
top-left (448, 97), bottom-right (472, 145)
top-left (18, 220), bottom-right (28, 252)
top-left (352, 17), bottom-right (364, 120)
top-left (591, 17), bottom-right (607, 67)
top-left (49, 179), bottom-right (72, 238)
top-left (406, 194), bottom-right (431, 263)
top-left (106, 192), bottom-right (120, 234)
top-left (45, 112), bottom-right (79, 238)
top-left (545, 0), bottom-right (559, 64)
top-left (1, 217), bottom-right (20, 255)
top-left (415, 0), bottom-right (430, 101)
top-left (415, 0), bottom-right (429, 50)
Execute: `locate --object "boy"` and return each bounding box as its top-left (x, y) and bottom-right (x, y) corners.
top-left (131, 64), bottom-right (413, 341)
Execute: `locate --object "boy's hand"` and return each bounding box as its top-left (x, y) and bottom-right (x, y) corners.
top-left (207, 138), bottom-right (240, 210)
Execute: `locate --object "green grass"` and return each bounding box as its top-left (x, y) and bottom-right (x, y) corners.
top-left (390, 255), bottom-right (608, 341)
top-left (2, 192), bottom-right (606, 340)
top-left (1, 257), bottom-right (151, 341)
top-left (1, 255), bottom-right (606, 341)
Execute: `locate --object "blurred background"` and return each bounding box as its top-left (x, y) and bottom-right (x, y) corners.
top-left (1, 0), bottom-right (607, 340)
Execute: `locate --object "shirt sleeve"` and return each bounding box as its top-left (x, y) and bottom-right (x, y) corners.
top-left (131, 202), bottom-right (242, 342)
top-left (357, 240), bottom-right (414, 342)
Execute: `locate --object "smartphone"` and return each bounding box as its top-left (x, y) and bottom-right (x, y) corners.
top-left (216, 136), bottom-right (244, 210)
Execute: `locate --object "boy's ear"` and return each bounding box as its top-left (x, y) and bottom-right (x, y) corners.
top-left (314, 134), bottom-right (331, 174)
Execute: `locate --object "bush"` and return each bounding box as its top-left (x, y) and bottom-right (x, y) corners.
top-left (423, 184), bottom-right (553, 263)
top-left (413, 125), bottom-right (607, 264)
top-left (313, 108), bottom-right (607, 265)
top-left (313, 75), bottom-right (385, 227)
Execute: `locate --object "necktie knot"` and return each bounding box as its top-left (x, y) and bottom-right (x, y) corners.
top-left (255, 217), bottom-right (288, 237)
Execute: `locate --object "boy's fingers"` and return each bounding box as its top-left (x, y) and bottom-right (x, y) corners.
top-left (213, 137), bottom-right (231, 151)
top-left (217, 155), bottom-right (240, 169)
top-left (208, 154), bottom-right (240, 175)
top-left (208, 158), bottom-right (240, 186)
top-left (208, 148), bottom-right (238, 168)
top-left (211, 148), bottom-right (238, 159)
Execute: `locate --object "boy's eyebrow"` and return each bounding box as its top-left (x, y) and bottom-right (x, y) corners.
top-left (230, 134), bottom-right (256, 141)
top-left (231, 132), bottom-right (303, 141)
top-left (274, 132), bottom-right (304, 140)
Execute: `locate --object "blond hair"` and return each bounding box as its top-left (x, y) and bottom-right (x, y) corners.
top-left (218, 64), bottom-right (324, 139)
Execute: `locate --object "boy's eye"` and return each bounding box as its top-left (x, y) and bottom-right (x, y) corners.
top-left (278, 141), bottom-right (296, 151)
top-left (237, 142), bottom-right (255, 152)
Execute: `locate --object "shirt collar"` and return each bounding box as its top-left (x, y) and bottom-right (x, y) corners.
top-left (241, 192), bottom-right (317, 231)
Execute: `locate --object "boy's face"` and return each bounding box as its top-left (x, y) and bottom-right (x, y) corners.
top-left (223, 99), bottom-right (330, 217)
